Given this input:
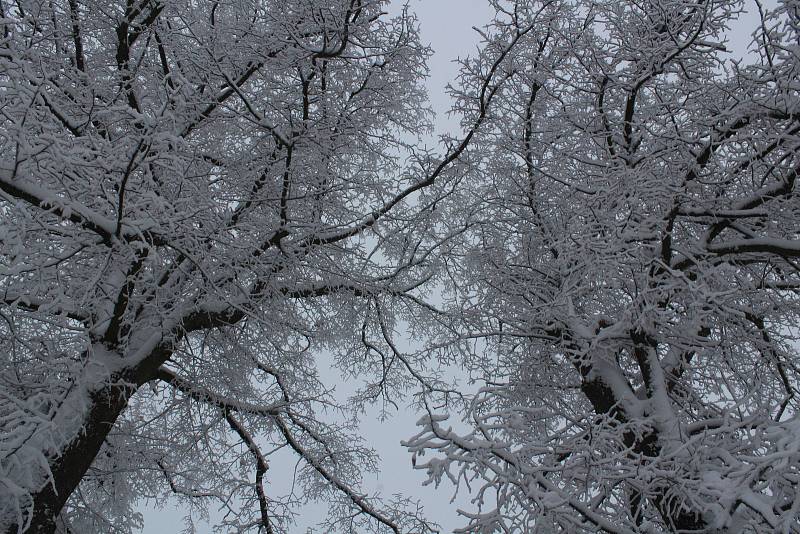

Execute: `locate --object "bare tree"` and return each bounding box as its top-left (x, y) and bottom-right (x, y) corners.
top-left (0, 0), bottom-right (521, 532)
top-left (407, 0), bottom-right (800, 532)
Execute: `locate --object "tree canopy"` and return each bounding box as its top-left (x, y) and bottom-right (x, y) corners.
top-left (0, 0), bottom-right (477, 531)
top-left (408, 0), bottom-right (800, 532)
top-left (1, 0), bottom-right (800, 533)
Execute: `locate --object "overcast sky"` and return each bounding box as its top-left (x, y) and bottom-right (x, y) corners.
top-left (139, 1), bottom-right (774, 533)
top-left (389, 0), bottom-right (494, 135)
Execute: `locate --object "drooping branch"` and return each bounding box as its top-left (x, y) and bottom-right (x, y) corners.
top-left (223, 410), bottom-right (275, 534)
top-left (157, 366), bottom-right (404, 534)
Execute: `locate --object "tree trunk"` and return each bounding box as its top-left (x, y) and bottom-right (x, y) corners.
top-left (580, 370), bottom-right (709, 531)
top-left (16, 381), bottom-right (137, 534)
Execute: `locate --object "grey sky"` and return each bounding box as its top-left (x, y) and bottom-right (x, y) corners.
top-left (390, 0), bottom-right (493, 135)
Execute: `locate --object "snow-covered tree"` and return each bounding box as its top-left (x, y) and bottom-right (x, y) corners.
top-left (0, 1), bottom-right (520, 532)
top-left (407, 0), bottom-right (800, 531)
